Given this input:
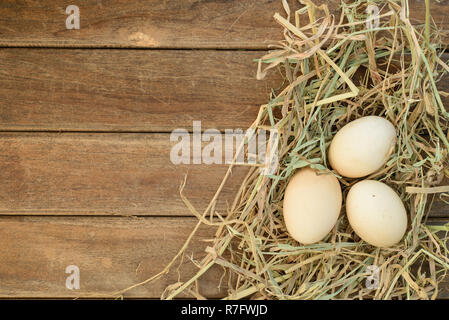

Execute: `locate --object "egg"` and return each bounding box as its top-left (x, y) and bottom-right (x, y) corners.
top-left (328, 116), bottom-right (396, 178)
top-left (346, 180), bottom-right (407, 247)
top-left (283, 167), bottom-right (342, 244)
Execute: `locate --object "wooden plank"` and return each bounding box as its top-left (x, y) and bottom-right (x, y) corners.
top-left (0, 132), bottom-right (248, 216)
top-left (429, 195), bottom-right (449, 218)
top-left (0, 216), bottom-right (225, 298)
top-left (0, 0), bottom-right (447, 48)
top-left (0, 216), bottom-right (447, 298)
top-left (0, 49), bottom-right (277, 132)
top-left (0, 132), bottom-right (447, 218)
top-left (0, 49), bottom-right (448, 132)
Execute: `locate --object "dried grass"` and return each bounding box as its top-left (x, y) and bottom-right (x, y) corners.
top-left (121, 0), bottom-right (449, 300)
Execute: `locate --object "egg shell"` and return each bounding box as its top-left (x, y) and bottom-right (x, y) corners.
top-left (346, 180), bottom-right (407, 247)
top-left (329, 116), bottom-right (396, 178)
top-left (283, 167), bottom-right (342, 244)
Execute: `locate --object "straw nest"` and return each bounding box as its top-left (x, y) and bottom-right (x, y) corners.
top-left (123, 0), bottom-right (449, 300)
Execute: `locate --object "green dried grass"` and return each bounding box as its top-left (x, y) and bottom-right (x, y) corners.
top-left (121, 0), bottom-right (449, 300)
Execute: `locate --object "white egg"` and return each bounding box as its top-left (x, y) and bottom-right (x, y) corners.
top-left (329, 116), bottom-right (396, 178)
top-left (283, 167), bottom-right (342, 244)
top-left (346, 180), bottom-right (407, 247)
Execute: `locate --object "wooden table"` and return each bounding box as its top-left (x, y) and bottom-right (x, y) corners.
top-left (0, 0), bottom-right (448, 299)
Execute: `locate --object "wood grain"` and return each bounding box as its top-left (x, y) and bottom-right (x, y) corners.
top-left (429, 196), bottom-right (449, 218)
top-left (0, 132), bottom-right (248, 216)
top-left (0, 0), bottom-right (447, 48)
top-left (0, 216), bottom-right (447, 298)
top-left (0, 49), bottom-right (448, 132)
top-left (0, 132), bottom-right (447, 217)
top-left (0, 49), bottom-right (277, 132)
top-left (0, 216), bottom-right (226, 298)
top-left (0, 0), bottom-right (447, 301)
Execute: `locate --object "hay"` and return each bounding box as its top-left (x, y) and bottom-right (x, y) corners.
top-left (122, 0), bottom-right (449, 300)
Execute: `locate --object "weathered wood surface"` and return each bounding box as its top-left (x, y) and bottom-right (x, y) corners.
top-left (0, 0), bottom-right (447, 48)
top-left (0, 216), bottom-right (226, 298)
top-left (0, 216), bottom-right (447, 298)
top-left (0, 132), bottom-right (248, 216)
top-left (0, 49), bottom-right (276, 132)
top-left (0, 50), bottom-right (447, 132)
top-left (0, 132), bottom-right (447, 217)
top-left (0, 0), bottom-right (447, 301)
